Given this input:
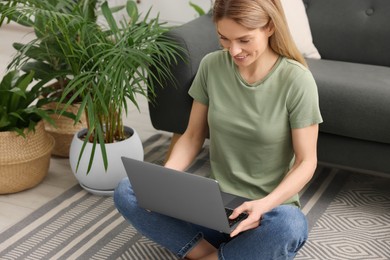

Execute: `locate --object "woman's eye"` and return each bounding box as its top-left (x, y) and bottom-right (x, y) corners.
top-left (240, 39), bottom-right (250, 43)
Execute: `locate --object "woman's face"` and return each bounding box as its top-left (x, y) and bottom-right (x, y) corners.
top-left (216, 18), bottom-right (273, 69)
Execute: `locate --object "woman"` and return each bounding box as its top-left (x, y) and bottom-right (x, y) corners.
top-left (114, 0), bottom-right (323, 259)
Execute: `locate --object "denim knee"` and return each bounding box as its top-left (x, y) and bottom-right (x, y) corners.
top-left (113, 178), bottom-right (206, 258)
top-left (262, 205), bottom-right (308, 256)
top-left (273, 205), bottom-right (308, 241)
top-left (218, 205), bottom-right (308, 260)
top-left (113, 178), bottom-right (134, 215)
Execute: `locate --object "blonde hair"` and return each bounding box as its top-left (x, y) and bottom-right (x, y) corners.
top-left (213, 0), bottom-right (307, 67)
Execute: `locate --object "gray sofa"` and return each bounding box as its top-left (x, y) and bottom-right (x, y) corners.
top-left (149, 0), bottom-right (390, 175)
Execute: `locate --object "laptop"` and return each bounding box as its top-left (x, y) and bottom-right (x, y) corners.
top-left (121, 156), bottom-right (249, 234)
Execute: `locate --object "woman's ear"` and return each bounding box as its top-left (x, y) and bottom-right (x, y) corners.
top-left (266, 20), bottom-right (275, 37)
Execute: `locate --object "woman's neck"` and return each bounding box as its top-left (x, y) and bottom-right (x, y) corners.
top-left (238, 49), bottom-right (279, 84)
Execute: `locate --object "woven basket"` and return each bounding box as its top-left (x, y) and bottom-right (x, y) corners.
top-left (44, 102), bottom-right (87, 157)
top-left (0, 121), bottom-right (55, 194)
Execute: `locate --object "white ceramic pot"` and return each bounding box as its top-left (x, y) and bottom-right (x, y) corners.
top-left (69, 126), bottom-right (143, 196)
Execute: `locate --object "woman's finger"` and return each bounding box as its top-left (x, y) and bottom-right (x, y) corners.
top-left (230, 216), bottom-right (260, 237)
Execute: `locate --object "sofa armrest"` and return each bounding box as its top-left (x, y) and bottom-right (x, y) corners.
top-left (149, 13), bottom-right (220, 134)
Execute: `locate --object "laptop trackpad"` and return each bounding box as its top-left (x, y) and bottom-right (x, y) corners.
top-left (221, 192), bottom-right (250, 209)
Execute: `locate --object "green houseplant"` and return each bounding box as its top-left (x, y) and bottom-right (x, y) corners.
top-left (0, 70), bottom-right (54, 134)
top-left (0, 70), bottom-right (55, 194)
top-left (2, 0), bottom-right (183, 195)
top-left (59, 1), bottom-right (182, 163)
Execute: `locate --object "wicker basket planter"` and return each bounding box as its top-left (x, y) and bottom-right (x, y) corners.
top-left (0, 121), bottom-right (55, 194)
top-left (44, 102), bottom-right (86, 158)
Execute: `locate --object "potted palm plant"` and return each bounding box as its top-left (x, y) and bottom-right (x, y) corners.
top-left (0, 70), bottom-right (55, 194)
top-left (3, 0), bottom-right (183, 195)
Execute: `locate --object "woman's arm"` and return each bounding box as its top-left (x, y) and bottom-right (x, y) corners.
top-left (261, 124), bottom-right (319, 209)
top-left (164, 101), bottom-right (209, 171)
top-left (230, 124), bottom-right (319, 237)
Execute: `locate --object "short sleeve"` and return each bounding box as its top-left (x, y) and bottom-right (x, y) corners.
top-left (188, 56), bottom-right (210, 106)
top-left (287, 70), bottom-right (323, 129)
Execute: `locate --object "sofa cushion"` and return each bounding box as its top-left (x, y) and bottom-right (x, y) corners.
top-left (303, 0), bottom-right (390, 66)
top-left (307, 59), bottom-right (390, 144)
top-left (281, 0), bottom-right (320, 59)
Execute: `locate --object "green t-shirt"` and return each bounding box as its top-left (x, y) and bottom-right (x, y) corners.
top-left (188, 50), bottom-right (323, 206)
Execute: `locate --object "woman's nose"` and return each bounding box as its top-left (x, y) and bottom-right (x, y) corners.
top-left (229, 43), bottom-right (241, 56)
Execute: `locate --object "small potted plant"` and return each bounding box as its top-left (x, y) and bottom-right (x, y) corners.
top-left (67, 1), bottom-right (182, 195)
top-left (0, 70), bottom-right (55, 194)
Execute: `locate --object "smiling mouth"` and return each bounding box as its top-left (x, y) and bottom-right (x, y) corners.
top-left (234, 54), bottom-right (248, 61)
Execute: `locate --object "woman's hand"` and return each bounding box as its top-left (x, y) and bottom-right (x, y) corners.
top-left (229, 199), bottom-right (270, 237)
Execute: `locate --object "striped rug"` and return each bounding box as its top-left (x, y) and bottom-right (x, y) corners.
top-left (1, 133), bottom-right (389, 260)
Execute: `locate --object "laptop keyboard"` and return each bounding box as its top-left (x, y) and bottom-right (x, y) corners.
top-left (225, 208), bottom-right (248, 227)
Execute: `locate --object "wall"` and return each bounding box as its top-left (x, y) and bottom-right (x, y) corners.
top-left (0, 23), bottom-right (34, 77)
top-left (112, 0), bottom-right (212, 25)
top-left (0, 0), bottom-right (213, 76)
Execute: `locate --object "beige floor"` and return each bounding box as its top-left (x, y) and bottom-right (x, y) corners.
top-left (0, 23), bottom-right (161, 232)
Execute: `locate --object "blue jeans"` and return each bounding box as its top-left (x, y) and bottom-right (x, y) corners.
top-left (114, 178), bottom-right (308, 259)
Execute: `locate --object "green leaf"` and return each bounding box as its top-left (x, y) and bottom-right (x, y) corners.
top-left (12, 127), bottom-right (26, 138)
top-left (33, 108), bottom-right (55, 126)
top-left (86, 135), bottom-right (97, 174)
top-left (34, 14), bottom-right (48, 39)
top-left (0, 3), bottom-right (34, 27)
top-left (12, 41), bottom-right (47, 61)
top-left (81, 0), bottom-right (99, 22)
top-left (189, 2), bottom-right (206, 16)
top-left (126, 0), bottom-right (138, 24)
top-left (73, 95), bottom-right (87, 124)
top-left (76, 129), bottom-right (91, 173)
top-left (21, 61), bottom-right (69, 80)
top-left (8, 71), bottom-right (34, 113)
top-left (96, 125), bottom-right (108, 171)
top-left (0, 70), bottom-right (17, 91)
top-left (101, 1), bottom-right (119, 41)
top-left (9, 87), bottom-right (27, 98)
top-left (0, 113), bottom-right (10, 128)
top-left (9, 111), bottom-right (26, 122)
